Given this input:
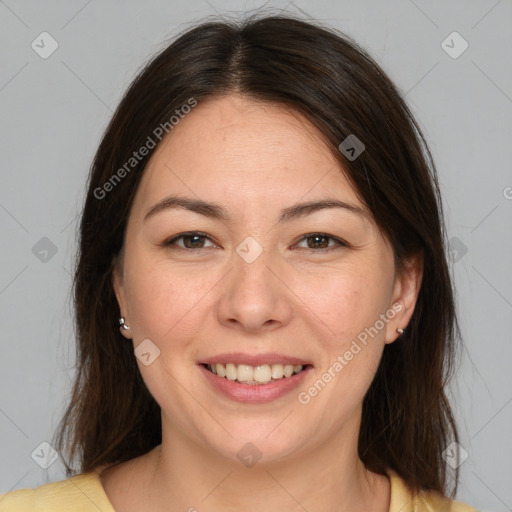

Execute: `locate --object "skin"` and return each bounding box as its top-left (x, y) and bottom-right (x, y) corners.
top-left (103, 94), bottom-right (422, 512)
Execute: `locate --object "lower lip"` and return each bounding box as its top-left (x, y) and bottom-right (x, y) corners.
top-left (198, 364), bottom-right (311, 403)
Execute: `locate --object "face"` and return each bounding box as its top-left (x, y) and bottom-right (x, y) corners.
top-left (113, 94), bottom-right (420, 465)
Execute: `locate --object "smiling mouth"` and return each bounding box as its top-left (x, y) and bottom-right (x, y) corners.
top-left (203, 363), bottom-right (309, 385)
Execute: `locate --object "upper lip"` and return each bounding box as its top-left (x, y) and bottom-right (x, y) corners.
top-left (199, 352), bottom-right (312, 367)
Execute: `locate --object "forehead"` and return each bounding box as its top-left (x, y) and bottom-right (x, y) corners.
top-left (133, 94), bottom-right (364, 215)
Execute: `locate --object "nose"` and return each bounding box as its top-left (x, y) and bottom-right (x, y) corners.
top-left (216, 249), bottom-right (293, 334)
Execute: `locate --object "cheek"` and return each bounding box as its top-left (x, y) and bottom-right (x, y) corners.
top-left (122, 250), bottom-right (216, 347)
top-left (292, 259), bottom-right (394, 344)
top-left (292, 258), bottom-right (394, 410)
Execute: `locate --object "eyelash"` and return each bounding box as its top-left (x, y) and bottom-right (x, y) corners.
top-left (162, 231), bottom-right (349, 252)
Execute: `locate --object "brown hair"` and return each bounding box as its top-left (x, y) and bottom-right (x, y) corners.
top-left (54, 13), bottom-right (460, 496)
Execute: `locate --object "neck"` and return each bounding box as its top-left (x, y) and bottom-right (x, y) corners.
top-left (144, 416), bottom-right (390, 512)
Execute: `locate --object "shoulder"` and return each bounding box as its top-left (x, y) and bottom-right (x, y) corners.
top-left (387, 469), bottom-right (478, 512)
top-left (0, 469), bottom-right (115, 512)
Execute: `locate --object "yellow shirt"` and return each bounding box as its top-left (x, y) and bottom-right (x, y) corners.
top-left (0, 467), bottom-right (477, 511)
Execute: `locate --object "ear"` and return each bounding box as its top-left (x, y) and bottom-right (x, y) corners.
top-left (112, 256), bottom-right (132, 340)
top-left (385, 251), bottom-right (423, 344)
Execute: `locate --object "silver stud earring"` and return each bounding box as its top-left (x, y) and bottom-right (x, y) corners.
top-left (119, 317), bottom-right (130, 330)
top-left (396, 328), bottom-right (404, 335)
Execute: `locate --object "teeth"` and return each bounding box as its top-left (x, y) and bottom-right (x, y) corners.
top-left (206, 362), bottom-right (304, 384)
top-left (271, 364), bottom-right (284, 379)
top-left (225, 363), bottom-right (237, 381)
top-left (283, 364), bottom-right (294, 377)
top-left (254, 364), bottom-right (272, 383)
top-left (216, 363), bottom-right (225, 377)
top-left (237, 364), bottom-right (254, 381)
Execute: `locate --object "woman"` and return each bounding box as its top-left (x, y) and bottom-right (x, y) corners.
top-left (0, 14), bottom-right (477, 511)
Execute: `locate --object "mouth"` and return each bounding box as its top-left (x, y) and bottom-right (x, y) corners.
top-left (197, 354), bottom-right (313, 403)
top-left (202, 362), bottom-right (310, 385)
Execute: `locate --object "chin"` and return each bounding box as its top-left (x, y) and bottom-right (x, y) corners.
top-left (200, 415), bottom-right (311, 467)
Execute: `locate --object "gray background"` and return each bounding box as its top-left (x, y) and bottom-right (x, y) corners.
top-left (1, 0), bottom-right (511, 510)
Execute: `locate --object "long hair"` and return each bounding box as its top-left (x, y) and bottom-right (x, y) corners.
top-left (54, 13), bottom-right (460, 496)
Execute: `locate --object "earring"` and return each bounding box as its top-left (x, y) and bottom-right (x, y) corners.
top-left (119, 317), bottom-right (130, 331)
top-left (396, 328), bottom-right (404, 335)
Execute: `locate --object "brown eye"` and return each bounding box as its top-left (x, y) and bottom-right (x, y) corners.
top-left (307, 234), bottom-right (329, 249)
top-left (182, 234), bottom-right (206, 248)
top-left (295, 233), bottom-right (347, 251)
top-left (165, 232), bottom-right (215, 249)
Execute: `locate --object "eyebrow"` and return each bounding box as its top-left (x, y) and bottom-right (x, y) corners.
top-left (143, 194), bottom-right (369, 223)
